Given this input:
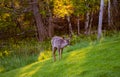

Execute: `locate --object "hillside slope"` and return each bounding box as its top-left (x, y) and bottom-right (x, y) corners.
top-left (0, 36), bottom-right (120, 77)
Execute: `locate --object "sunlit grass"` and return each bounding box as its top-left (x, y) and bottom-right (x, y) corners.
top-left (38, 50), bottom-right (51, 61)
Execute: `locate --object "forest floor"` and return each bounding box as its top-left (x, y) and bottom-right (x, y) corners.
top-left (0, 35), bottom-right (120, 77)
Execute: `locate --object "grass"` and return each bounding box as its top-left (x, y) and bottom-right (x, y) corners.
top-left (0, 39), bottom-right (51, 73)
top-left (0, 34), bottom-right (120, 77)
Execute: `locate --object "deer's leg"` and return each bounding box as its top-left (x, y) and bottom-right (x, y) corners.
top-left (58, 48), bottom-right (61, 60)
top-left (60, 48), bottom-right (63, 59)
top-left (52, 47), bottom-right (57, 62)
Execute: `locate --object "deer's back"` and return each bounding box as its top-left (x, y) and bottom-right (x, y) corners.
top-left (51, 36), bottom-right (64, 48)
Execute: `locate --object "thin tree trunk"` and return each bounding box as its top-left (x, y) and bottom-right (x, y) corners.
top-left (67, 15), bottom-right (73, 37)
top-left (108, 0), bottom-right (115, 31)
top-left (84, 11), bottom-right (90, 35)
top-left (108, 0), bottom-right (111, 27)
top-left (98, 0), bottom-right (104, 40)
top-left (31, 0), bottom-right (47, 41)
top-left (46, 0), bottom-right (54, 38)
top-left (77, 16), bottom-right (80, 35)
top-left (88, 12), bottom-right (93, 35)
top-left (113, 0), bottom-right (118, 14)
top-left (111, 0), bottom-right (118, 31)
top-left (48, 9), bottom-right (54, 38)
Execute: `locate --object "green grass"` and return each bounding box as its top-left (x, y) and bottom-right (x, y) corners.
top-left (0, 35), bottom-right (120, 77)
top-left (0, 39), bottom-right (51, 73)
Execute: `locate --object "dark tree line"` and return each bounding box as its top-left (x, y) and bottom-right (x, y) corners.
top-left (0, 0), bottom-right (120, 42)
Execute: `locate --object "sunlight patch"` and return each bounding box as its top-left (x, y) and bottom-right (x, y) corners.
top-left (38, 51), bottom-right (51, 62)
top-left (17, 64), bottom-right (41, 77)
top-left (66, 47), bottom-right (93, 63)
top-left (0, 67), bottom-right (4, 73)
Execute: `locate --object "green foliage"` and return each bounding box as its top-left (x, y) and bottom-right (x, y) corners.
top-left (72, 0), bottom-right (87, 16)
top-left (72, 0), bottom-right (99, 16)
top-left (0, 39), bottom-right (51, 73)
top-left (70, 34), bottom-right (97, 45)
top-left (0, 0), bottom-right (36, 40)
top-left (0, 33), bottom-right (120, 77)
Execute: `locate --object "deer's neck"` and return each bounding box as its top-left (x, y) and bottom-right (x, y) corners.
top-left (61, 41), bottom-right (68, 48)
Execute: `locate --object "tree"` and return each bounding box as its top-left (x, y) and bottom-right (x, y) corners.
top-left (72, 0), bottom-right (87, 35)
top-left (84, 11), bottom-right (90, 35)
top-left (66, 15), bottom-right (74, 37)
top-left (88, 11), bottom-right (93, 35)
top-left (48, 2), bottom-right (54, 38)
top-left (109, 0), bottom-right (118, 31)
top-left (53, 0), bottom-right (74, 36)
top-left (73, 0), bottom-right (90, 35)
top-left (30, 0), bottom-right (48, 41)
top-left (98, 0), bottom-right (104, 39)
top-left (84, 0), bottom-right (99, 35)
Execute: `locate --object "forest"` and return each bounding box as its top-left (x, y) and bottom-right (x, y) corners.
top-left (0, 0), bottom-right (120, 77)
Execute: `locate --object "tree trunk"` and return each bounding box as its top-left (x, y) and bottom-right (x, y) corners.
top-left (113, 0), bottom-right (118, 14)
top-left (111, 0), bottom-right (118, 31)
top-left (46, 0), bottom-right (54, 38)
top-left (84, 11), bottom-right (90, 35)
top-left (108, 0), bottom-right (111, 27)
top-left (98, 0), bottom-right (104, 40)
top-left (88, 12), bottom-right (93, 35)
top-left (77, 16), bottom-right (80, 35)
top-left (108, 0), bottom-right (115, 31)
top-left (67, 15), bottom-right (73, 37)
top-left (48, 9), bottom-right (54, 38)
top-left (31, 0), bottom-right (47, 41)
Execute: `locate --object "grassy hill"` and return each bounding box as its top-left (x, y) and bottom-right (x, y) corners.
top-left (0, 35), bottom-right (120, 77)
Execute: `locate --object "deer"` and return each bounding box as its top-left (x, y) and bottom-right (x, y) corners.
top-left (51, 36), bottom-right (70, 61)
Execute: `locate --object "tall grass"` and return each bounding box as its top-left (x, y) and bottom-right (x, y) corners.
top-left (0, 39), bottom-right (51, 73)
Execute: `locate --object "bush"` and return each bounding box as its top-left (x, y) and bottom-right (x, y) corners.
top-left (38, 50), bottom-right (52, 61)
